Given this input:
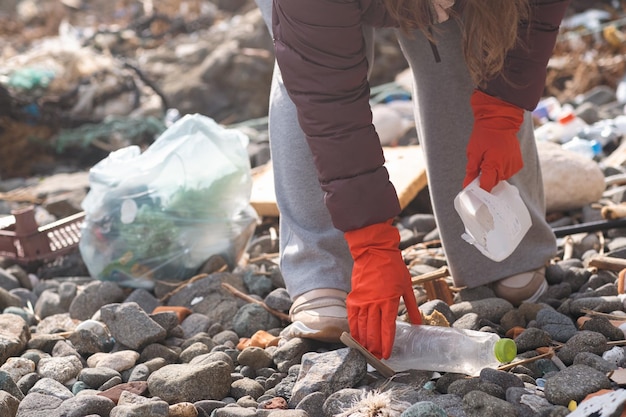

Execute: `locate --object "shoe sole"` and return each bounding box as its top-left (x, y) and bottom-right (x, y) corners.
top-left (493, 269), bottom-right (547, 306)
top-left (281, 321), bottom-right (348, 343)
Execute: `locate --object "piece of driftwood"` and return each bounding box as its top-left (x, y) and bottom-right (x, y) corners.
top-left (588, 256), bottom-right (626, 272)
top-left (601, 203), bottom-right (626, 220)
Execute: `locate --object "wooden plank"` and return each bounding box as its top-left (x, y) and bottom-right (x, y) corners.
top-left (250, 163), bottom-right (281, 217)
top-left (604, 140), bottom-right (626, 168)
top-left (250, 145), bottom-right (427, 217)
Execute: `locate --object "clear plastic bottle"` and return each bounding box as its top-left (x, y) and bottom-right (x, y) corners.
top-left (561, 137), bottom-right (602, 159)
top-left (576, 116), bottom-right (626, 153)
top-left (382, 322), bottom-right (517, 376)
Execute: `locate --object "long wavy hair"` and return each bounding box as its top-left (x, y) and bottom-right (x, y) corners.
top-left (385, 0), bottom-right (530, 87)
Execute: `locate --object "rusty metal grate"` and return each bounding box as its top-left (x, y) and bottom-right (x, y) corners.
top-left (0, 206), bottom-right (85, 264)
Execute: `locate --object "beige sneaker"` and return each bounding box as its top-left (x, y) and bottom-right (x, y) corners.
top-left (282, 288), bottom-right (350, 343)
top-left (492, 267), bottom-right (548, 307)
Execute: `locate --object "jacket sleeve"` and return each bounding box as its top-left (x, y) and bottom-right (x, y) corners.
top-left (483, 0), bottom-right (572, 110)
top-left (272, 0), bottom-right (401, 232)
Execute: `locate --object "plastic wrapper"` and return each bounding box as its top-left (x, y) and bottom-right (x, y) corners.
top-left (79, 114), bottom-right (259, 288)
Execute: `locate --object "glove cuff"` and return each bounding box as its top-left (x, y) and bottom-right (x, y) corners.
top-left (471, 89), bottom-right (524, 128)
top-left (344, 219), bottom-right (399, 258)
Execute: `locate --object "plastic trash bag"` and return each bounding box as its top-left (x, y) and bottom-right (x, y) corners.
top-left (79, 113), bottom-right (259, 288)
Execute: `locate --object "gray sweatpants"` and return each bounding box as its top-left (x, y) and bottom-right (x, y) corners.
top-left (256, 0), bottom-right (557, 298)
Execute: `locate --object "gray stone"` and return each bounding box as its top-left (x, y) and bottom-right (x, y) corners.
top-left (562, 267), bottom-right (594, 292)
top-left (0, 369), bottom-right (24, 401)
top-left (0, 314), bottom-right (29, 364)
top-left (100, 302), bottom-right (167, 350)
top-left (99, 376), bottom-right (123, 391)
top-left (535, 308), bottom-right (578, 342)
top-left (462, 390), bottom-right (517, 417)
top-left (181, 332), bottom-right (217, 352)
top-left (0, 357), bottom-right (35, 384)
top-left (427, 394), bottom-right (465, 417)
top-left (0, 390), bottom-right (19, 417)
top-left (111, 391), bottom-right (169, 417)
top-left (237, 346), bottom-right (274, 370)
top-left (232, 303), bottom-right (282, 338)
top-left (13, 392), bottom-right (63, 416)
top-left (272, 338), bottom-right (314, 373)
top-left (264, 288), bottom-right (292, 312)
top-left (7, 289), bottom-right (37, 312)
top-left (401, 401), bottom-right (447, 416)
top-left (195, 399), bottom-right (229, 417)
top-left (450, 298), bottom-right (514, 323)
top-left (56, 394), bottom-right (116, 417)
top-left (68, 281), bottom-right (125, 321)
top-left (123, 288), bottom-right (162, 314)
top-left (147, 361), bottom-right (232, 403)
top-left (213, 329), bottom-right (240, 346)
top-left (230, 377), bottom-right (265, 400)
top-left (181, 313), bottom-right (212, 338)
top-left (479, 368), bottom-right (524, 392)
top-left (499, 309), bottom-right (527, 332)
top-left (212, 406), bottom-right (258, 417)
top-left (86, 350), bottom-right (140, 372)
top-left (295, 391), bottom-right (326, 417)
top-left (58, 281), bottom-right (77, 311)
top-left (68, 328), bottom-right (114, 356)
top-left (189, 351), bottom-right (235, 371)
top-left (29, 377), bottom-right (73, 400)
top-left (180, 341), bottom-right (212, 363)
top-left (569, 296), bottom-right (623, 315)
top-left (139, 343), bottom-right (179, 364)
top-left (16, 372), bottom-right (40, 395)
top-left (506, 387), bottom-right (553, 416)
top-left (37, 356), bottom-right (83, 384)
top-left (572, 352), bottom-right (618, 373)
top-left (127, 364), bottom-right (151, 382)
top-left (557, 331), bottom-right (609, 365)
top-left (242, 268), bottom-right (273, 298)
top-left (448, 378), bottom-right (505, 400)
top-left (0, 268), bottom-right (20, 291)
top-left (3, 265), bottom-right (31, 290)
top-left (273, 366), bottom-right (300, 403)
top-left (262, 410), bottom-right (309, 417)
top-left (149, 311), bottom-right (180, 334)
top-left (514, 327), bottom-right (553, 353)
top-left (544, 364), bottom-right (612, 406)
top-left (322, 388), bottom-right (364, 417)
top-left (166, 272), bottom-right (247, 329)
top-left (451, 313), bottom-right (481, 331)
top-left (289, 348), bottom-right (367, 406)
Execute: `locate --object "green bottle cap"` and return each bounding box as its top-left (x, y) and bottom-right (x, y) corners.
top-left (494, 338), bottom-right (517, 363)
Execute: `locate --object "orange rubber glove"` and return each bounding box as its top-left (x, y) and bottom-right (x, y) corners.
top-left (344, 219), bottom-right (422, 359)
top-left (463, 89), bottom-right (525, 192)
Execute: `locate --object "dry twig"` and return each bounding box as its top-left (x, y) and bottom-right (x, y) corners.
top-left (221, 282), bottom-right (290, 322)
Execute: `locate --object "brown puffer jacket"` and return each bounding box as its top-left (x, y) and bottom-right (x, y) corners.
top-left (271, 0), bottom-right (571, 232)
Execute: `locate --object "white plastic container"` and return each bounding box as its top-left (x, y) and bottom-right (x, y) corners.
top-left (382, 321), bottom-right (517, 376)
top-left (454, 178), bottom-right (532, 262)
top-left (534, 111), bottom-right (588, 144)
top-left (532, 96), bottom-right (562, 122)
